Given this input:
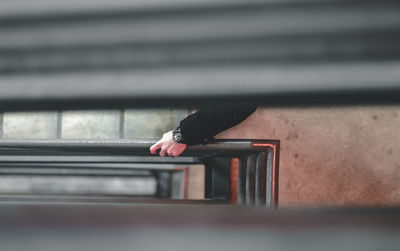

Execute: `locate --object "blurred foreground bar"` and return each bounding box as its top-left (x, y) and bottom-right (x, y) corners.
top-left (0, 203), bottom-right (399, 251)
top-left (0, 0), bottom-right (400, 110)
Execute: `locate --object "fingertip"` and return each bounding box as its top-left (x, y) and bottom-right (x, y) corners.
top-left (159, 149), bottom-right (166, 157)
top-left (150, 143), bottom-right (161, 153)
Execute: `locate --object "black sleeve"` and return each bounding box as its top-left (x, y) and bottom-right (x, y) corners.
top-left (178, 105), bottom-right (257, 146)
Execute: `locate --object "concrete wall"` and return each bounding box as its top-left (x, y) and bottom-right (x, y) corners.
top-left (3, 112), bottom-right (58, 139)
top-left (217, 106), bottom-right (400, 207)
top-left (3, 109), bottom-right (187, 140)
top-left (62, 110), bottom-right (120, 139)
top-left (125, 109), bottom-right (187, 139)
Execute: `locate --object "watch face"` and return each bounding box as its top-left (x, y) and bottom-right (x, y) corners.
top-left (173, 133), bottom-right (182, 142)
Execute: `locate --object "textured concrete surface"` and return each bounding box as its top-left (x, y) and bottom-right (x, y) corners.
top-left (3, 112), bottom-right (58, 139)
top-left (62, 110), bottom-right (120, 139)
top-left (217, 106), bottom-right (400, 207)
top-left (125, 109), bottom-right (187, 139)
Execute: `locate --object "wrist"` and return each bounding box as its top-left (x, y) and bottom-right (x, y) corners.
top-left (172, 128), bottom-right (186, 144)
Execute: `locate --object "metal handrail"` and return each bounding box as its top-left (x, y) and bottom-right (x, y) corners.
top-left (0, 138), bottom-right (279, 207)
top-left (0, 138), bottom-right (277, 154)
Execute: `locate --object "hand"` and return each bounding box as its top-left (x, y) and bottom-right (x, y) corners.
top-left (150, 131), bottom-right (187, 157)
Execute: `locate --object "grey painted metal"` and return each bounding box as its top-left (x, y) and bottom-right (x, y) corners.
top-left (0, 139), bottom-right (275, 157)
top-left (0, 162), bottom-right (180, 170)
top-left (265, 149), bottom-right (274, 207)
top-left (0, 195), bottom-right (225, 205)
top-left (171, 171), bottom-right (185, 199)
top-left (203, 158), bottom-right (231, 200)
top-left (0, 139), bottom-right (279, 207)
top-left (245, 154), bottom-right (254, 205)
top-left (254, 152), bottom-right (263, 206)
top-left (250, 153), bottom-right (257, 205)
top-left (237, 156), bottom-right (247, 205)
top-left (156, 171), bottom-right (171, 198)
top-left (0, 138), bottom-right (244, 149)
top-left (0, 155), bottom-right (200, 164)
top-left (0, 168), bottom-right (152, 177)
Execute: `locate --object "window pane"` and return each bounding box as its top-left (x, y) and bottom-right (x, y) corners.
top-left (124, 109), bottom-right (187, 139)
top-left (62, 110), bottom-right (120, 139)
top-left (3, 112), bottom-right (58, 139)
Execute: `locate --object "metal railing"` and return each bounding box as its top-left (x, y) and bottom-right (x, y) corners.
top-left (0, 138), bottom-right (279, 207)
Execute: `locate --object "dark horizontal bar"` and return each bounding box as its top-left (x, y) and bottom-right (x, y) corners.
top-left (0, 63), bottom-right (399, 110)
top-left (0, 194), bottom-right (226, 205)
top-left (0, 168), bottom-right (154, 177)
top-left (0, 155), bottom-right (201, 164)
top-left (0, 139), bottom-right (276, 157)
top-left (2, 31), bottom-right (400, 75)
top-left (2, 0), bottom-right (398, 26)
top-left (3, 0), bottom-right (392, 21)
top-left (0, 163), bottom-right (182, 170)
top-left (0, 202), bottom-right (399, 227)
top-left (0, 204), bottom-right (398, 251)
top-left (0, 0), bottom-right (271, 21)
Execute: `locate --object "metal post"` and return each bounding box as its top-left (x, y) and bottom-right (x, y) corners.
top-left (204, 157), bottom-right (230, 200)
top-left (254, 152), bottom-right (264, 206)
top-left (237, 156), bottom-right (247, 205)
top-left (265, 149), bottom-right (274, 207)
top-left (155, 171), bottom-right (171, 199)
top-left (245, 154), bottom-right (253, 205)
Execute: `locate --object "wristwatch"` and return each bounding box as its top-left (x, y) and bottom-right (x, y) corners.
top-left (172, 128), bottom-right (185, 144)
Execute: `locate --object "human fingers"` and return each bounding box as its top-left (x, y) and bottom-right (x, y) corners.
top-left (175, 149), bottom-right (184, 157)
top-left (159, 145), bottom-right (168, 157)
top-left (150, 141), bottom-right (162, 154)
top-left (175, 144), bottom-right (187, 157)
top-left (167, 148), bottom-right (179, 157)
top-left (168, 144), bottom-right (187, 157)
top-left (167, 150), bottom-right (174, 157)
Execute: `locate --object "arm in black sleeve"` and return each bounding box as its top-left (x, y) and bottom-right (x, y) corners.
top-left (178, 105), bottom-right (257, 146)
